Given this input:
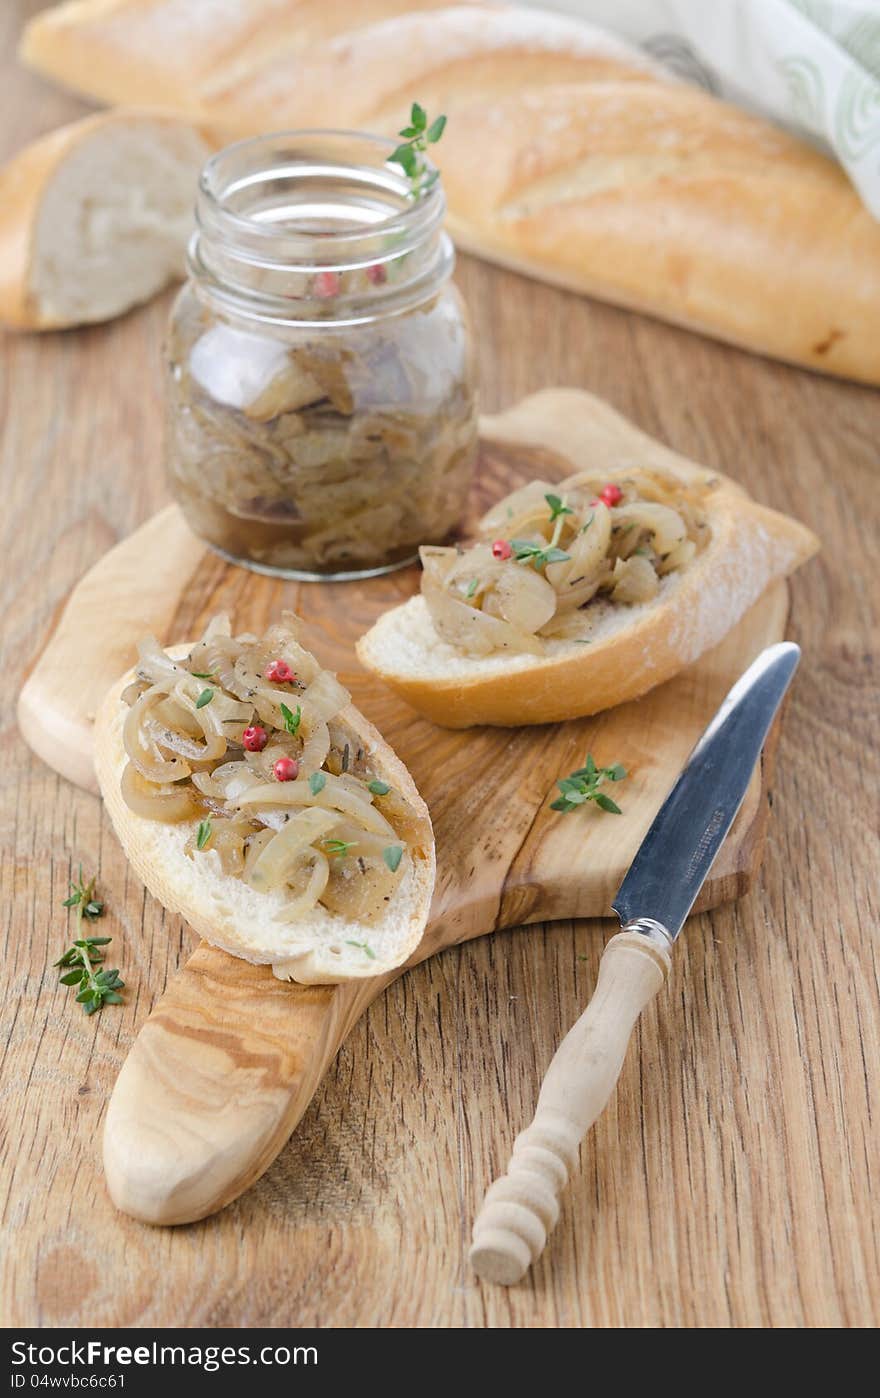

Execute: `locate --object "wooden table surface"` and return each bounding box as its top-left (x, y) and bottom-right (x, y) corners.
top-left (2, 1), bottom-right (878, 1331)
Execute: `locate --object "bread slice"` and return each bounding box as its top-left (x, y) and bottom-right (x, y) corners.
top-left (357, 419), bottom-right (819, 728)
top-left (0, 109), bottom-right (210, 330)
top-left (94, 647), bottom-right (435, 984)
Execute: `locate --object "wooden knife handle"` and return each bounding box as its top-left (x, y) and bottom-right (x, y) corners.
top-left (469, 926), bottom-right (672, 1285)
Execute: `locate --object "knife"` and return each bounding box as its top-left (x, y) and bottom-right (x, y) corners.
top-left (469, 641), bottom-right (801, 1286)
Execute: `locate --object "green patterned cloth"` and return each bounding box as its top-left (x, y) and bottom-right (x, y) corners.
top-left (521, 0), bottom-right (880, 217)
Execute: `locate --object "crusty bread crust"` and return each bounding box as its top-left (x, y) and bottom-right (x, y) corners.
top-left (199, 7), bottom-right (662, 137)
top-left (19, 0), bottom-right (494, 110)
top-left (94, 650), bottom-right (435, 984)
top-left (357, 396), bottom-right (819, 728)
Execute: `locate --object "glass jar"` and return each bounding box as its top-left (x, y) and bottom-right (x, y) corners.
top-left (166, 131), bottom-right (478, 580)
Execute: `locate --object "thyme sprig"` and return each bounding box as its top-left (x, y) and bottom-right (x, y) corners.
top-left (55, 870), bottom-right (124, 1015)
top-left (325, 838), bottom-right (355, 859)
top-left (390, 103), bottom-right (446, 197)
top-left (61, 867), bottom-right (103, 921)
top-left (510, 492), bottom-right (573, 569)
top-left (550, 755), bottom-right (627, 815)
top-left (511, 540), bottom-right (571, 572)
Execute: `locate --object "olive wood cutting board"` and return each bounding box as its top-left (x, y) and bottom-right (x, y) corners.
top-left (18, 389), bottom-right (789, 1226)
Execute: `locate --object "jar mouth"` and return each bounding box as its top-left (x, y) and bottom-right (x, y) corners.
top-left (198, 129), bottom-right (443, 259)
top-left (191, 129), bottom-right (451, 326)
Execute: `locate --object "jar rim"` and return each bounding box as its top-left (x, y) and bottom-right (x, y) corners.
top-left (198, 128), bottom-right (444, 255)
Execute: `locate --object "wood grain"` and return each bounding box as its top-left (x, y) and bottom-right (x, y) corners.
top-left (2, 0), bottom-right (879, 1327)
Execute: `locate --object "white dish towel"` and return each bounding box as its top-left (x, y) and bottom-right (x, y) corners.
top-left (520, 0), bottom-right (880, 217)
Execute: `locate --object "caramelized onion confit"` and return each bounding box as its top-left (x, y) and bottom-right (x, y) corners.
top-left (120, 613), bottom-right (418, 924)
top-left (420, 469), bottom-right (708, 654)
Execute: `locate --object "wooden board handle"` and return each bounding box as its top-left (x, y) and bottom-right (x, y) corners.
top-left (101, 945), bottom-right (367, 1226)
top-left (17, 506), bottom-right (205, 793)
top-left (469, 928), bottom-right (672, 1285)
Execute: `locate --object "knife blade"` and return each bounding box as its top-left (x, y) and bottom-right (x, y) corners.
top-left (612, 640), bottom-right (800, 940)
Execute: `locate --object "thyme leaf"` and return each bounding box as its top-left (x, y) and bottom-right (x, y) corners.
top-left (345, 939), bottom-right (377, 960)
top-left (280, 702), bottom-right (302, 736)
top-left (545, 493), bottom-right (573, 522)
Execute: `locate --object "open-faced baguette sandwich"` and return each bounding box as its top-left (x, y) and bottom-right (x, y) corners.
top-left (357, 453), bottom-right (819, 728)
top-left (95, 612), bottom-right (434, 984)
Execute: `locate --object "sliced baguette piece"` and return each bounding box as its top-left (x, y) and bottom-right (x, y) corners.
top-left (356, 396), bottom-right (819, 728)
top-left (94, 646), bottom-right (435, 985)
top-left (0, 109), bottom-right (210, 330)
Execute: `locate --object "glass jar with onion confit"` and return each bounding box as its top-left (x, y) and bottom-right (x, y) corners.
top-left (165, 129), bottom-right (478, 580)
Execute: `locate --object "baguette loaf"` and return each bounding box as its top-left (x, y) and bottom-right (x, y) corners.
top-left (0, 109), bottom-right (210, 330)
top-left (19, 0), bottom-right (490, 111)
top-left (95, 637), bottom-right (435, 985)
top-left (439, 83), bottom-right (880, 384)
top-left (18, 1), bottom-right (880, 380)
top-left (357, 391), bottom-right (819, 728)
top-left (198, 7), bottom-right (664, 137)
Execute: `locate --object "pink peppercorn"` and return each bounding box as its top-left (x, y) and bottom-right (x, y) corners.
top-left (314, 271), bottom-right (341, 298)
top-left (264, 659), bottom-right (294, 684)
top-left (366, 263), bottom-right (387, 285)
top-left (492, 539), bottom-right (513, 560)
top-left (242, 725), bottom-right (268, 753)
top-left (273, 756), bottom-right (299, 782)
top-left (599, 483), bottom-right (623, 507)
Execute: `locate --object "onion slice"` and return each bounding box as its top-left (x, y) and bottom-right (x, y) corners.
top-left (274, 850), bottom-right (331, 922)
top-left (236, 776), bottom-right (396, 835)
top-left (121, 761), bottom-right (200, 822)
top-left (248, 808), bottom-right (341, 891)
